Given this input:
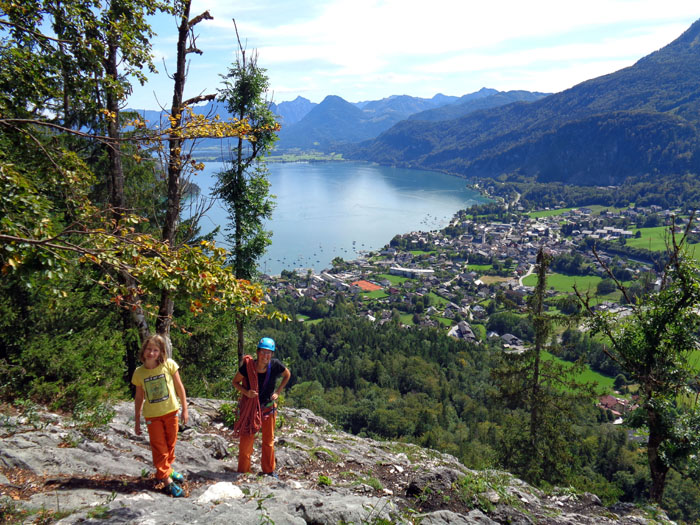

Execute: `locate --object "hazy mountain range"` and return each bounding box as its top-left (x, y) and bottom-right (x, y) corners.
top-left (130, 88), bottom-right (550, 159)
top-left (129, 18), bottom-right (700, 187)
top-left (271, 88), bottom-right (549, 151)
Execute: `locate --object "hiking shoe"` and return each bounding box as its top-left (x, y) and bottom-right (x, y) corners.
top-left (265, 472), bottom-right (279, 479)
top-left (170, 471), bottom-right (185, 483)
top-left (168, 482), bottom-right (184, 498)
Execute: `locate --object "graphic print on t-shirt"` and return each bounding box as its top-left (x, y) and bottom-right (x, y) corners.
top-left (143, 373), bottom-right (169, 403)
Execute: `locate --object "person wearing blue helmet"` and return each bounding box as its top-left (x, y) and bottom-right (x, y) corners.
top-left (232, 336), bottom-right (291, 476)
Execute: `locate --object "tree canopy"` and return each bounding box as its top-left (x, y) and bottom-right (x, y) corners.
top-left (577, 221), bottom-right (700, 503)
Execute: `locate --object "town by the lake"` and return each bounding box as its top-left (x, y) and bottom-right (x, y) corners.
top-left (260, 186), bottom-right (688, 423)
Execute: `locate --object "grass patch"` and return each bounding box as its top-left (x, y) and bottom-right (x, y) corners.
top-left (362, 290), bottom-right (389, 299)
top-left (456, 471), bottom-right (520, 512)
top-left (689, 349), bottom-right (700, 371)
top-left (377, 273), bottom-right (410, 285)
top-left (467, 263), bottom-right (492, 271)
top-left (471, 323), bottom-right (487, 340)
top-left (310, 446), bottom-right (340, 462)
top-left (542, 351), bottom-right (615, 394)
top-left (410, 250), bottom-right (437, 256)
top-left (399, 313), bottom-right (415, 325)
top-left (436, 317), bottom-right (453, 327)
top-left (528, 207), bottom-right (574, 219)
top-left (354, 475), bottom-right (383, 491)
top-left (626, 226), bottom-right (670, 251)
top-left (523, 272), bottom-right (602, 294)
top-left (585, 204), bottom-right (631, 215)
top-left (428, 292), bottom-right (449, 307)
top-left (587, 290), bottom-right (624, 306)
top-left (626, 225), bottom-right (699, 256)
top-left (317, 474), bottom-right (332, 486)
top-left (528, 205), bottom-right (632, 219)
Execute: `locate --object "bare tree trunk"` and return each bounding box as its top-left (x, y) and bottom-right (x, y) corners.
top-left (236, 318), bottom-right (244, 364)
top-left (104, 32), bottom-right (150, 376)
top-left (234, 135), bottom-right (246, 363)
top-left (155, 2), bottom-right (214, 356)
top-left (155, 2), bottom-right (190, 343)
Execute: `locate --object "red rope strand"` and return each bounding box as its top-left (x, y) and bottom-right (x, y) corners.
top-left (232, 355), bottom-right (261, 437)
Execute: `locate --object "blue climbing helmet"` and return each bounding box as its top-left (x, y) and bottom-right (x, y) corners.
top-left (257, 337), bottom-right (276, 352)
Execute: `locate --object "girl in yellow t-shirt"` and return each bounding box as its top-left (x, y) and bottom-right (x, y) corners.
top-left (132, 334), bottom-right (189, 497)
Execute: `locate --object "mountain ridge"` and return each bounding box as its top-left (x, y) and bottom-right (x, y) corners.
top-left (274, 89), bottom-right (548, 152)
top-left (346, 18), bottom-right (700, 185)
top-left (127, 88), bottom-right (550, 159)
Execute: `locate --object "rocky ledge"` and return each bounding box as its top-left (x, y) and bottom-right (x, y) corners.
top-left (0, 398), bottom-right (673, 524)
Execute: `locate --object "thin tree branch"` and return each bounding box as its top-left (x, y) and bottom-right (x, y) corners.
top-left (0, 19), bottom-right (75, 44)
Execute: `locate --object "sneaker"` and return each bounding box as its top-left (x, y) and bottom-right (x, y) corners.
top-left (168, 482), bottom-right (184, 498)
top-left (170, 471), bottom-right (185, 483)
top-left (265, 472), bottom-right (279, 479)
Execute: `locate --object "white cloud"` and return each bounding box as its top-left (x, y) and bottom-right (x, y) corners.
top-left (126, 0), bottom-right (700, 107)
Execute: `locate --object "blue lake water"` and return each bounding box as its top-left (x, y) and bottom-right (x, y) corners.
top-left (194, 161), bottom-right (485, 275)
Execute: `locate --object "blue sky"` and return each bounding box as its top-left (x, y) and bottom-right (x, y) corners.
top-left (128, 0), bottom-right (700, 109)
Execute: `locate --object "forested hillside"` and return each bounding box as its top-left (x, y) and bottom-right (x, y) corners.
top-left (252, 313), bottom-right (700, 523)
top-left (348, 19), bottom-right (700, 185)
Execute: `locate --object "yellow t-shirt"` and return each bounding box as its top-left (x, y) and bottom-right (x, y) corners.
top-left (131, 358), bottom-right (181, 419)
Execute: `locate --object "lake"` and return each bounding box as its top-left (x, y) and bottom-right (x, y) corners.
top-left (193, 161), bottom-right (485, 275)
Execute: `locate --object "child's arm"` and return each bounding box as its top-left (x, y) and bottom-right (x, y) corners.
top-left (134, 385), bottom-right (144, 435)
top-left (172, 370), bottom-right (189, 425)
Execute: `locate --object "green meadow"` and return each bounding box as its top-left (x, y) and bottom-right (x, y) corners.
top-left (466, 263), bottom-right (492, 271)
top-left (399, 313), bottom-right (415, 325)
top-left (377, 273), bottom-right (410, 285)
top-left (585, 205), bottom-right (630, 215)
top-left (429, 291), bottom-right (449, 307)
top-left (522, 272), bottom-right (602, 294)
top-left (542, 351), bottom-right (615, 394)
top-left (626, 226), bottom-right (669, 251)
top-left (362, 290), bottom-right (389, 299)
top-left (527, 204), bottom-right (631, 219)
top-left (527, 207), bottom-right (574, 218)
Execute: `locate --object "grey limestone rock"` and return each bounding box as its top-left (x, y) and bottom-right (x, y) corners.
top-left (420, 509), bottom-right (498, 524)
top-left (0, 399), bottom-right (677, 525)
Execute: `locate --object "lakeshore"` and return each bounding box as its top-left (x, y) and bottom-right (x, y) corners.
top-left (194, 161), bottom-right (486, 275)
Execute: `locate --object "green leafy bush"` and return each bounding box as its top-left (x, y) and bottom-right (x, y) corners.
top-left (219, 403), bottom-right (238, 429)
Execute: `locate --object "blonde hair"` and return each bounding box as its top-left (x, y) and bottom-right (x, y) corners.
top-left (139, 334), bottom-right (167, 365)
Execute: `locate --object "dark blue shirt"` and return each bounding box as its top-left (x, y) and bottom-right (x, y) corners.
top-left (239, 358), bottom-right (287, 406)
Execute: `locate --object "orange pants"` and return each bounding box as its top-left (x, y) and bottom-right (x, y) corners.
top-left (238, 409), bottom-right (276, 473)
top-left (146, 410), bottom-right (179, 480)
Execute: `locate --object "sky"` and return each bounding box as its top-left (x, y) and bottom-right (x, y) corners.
top-left (127, 0), bottom-right (700, 110)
